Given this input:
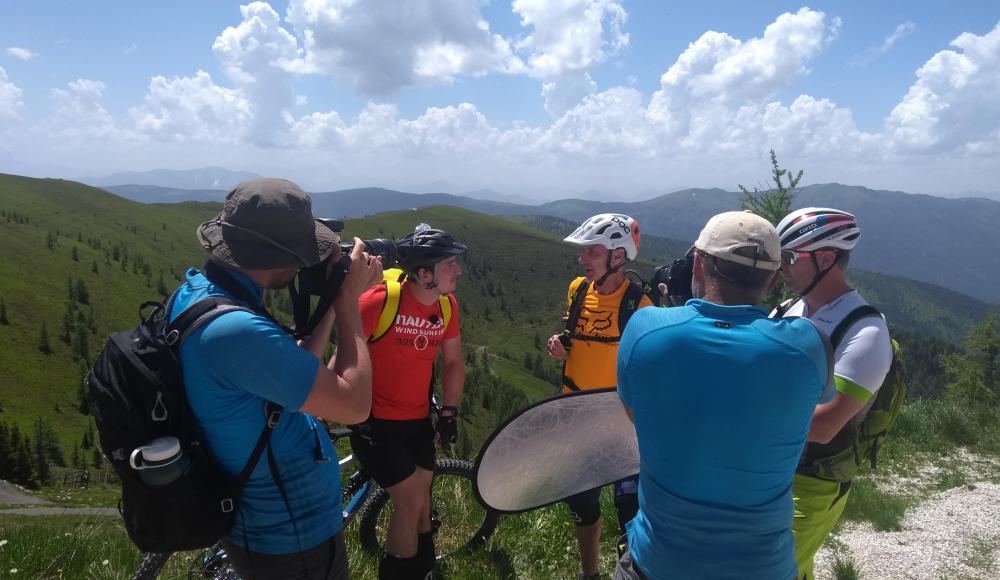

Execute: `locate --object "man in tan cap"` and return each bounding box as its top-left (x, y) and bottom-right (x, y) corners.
top-left (172, 178), bottom-right (382, 579)
top-left (613, 211), bottom-right (833, 580)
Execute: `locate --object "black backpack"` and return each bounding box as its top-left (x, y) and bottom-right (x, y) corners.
top-left (88, 276), bottom-right (282, 553)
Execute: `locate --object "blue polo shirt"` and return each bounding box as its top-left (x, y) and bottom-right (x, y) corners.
top-left (169, 268), bottom-right (342, 555)
top-left (617, 300), bottom-right (829, 579)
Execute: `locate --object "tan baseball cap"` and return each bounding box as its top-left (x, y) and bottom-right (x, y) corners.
top-left (694, 210), bottom-right (780, 271)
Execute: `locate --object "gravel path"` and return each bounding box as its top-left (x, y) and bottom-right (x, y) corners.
top-left (0, 480), bottom-right (50, 505)
top-left (815, 482), bottom-right (1000, 579)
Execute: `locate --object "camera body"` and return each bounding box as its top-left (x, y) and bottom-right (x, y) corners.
top-left (652, 252), bottom-right (694, 307)
top-left (297, 219), bottom-right (398, 297)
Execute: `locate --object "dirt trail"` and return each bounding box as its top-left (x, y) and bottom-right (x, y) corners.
top-left (0, 479), bottom-right (116, 517)
top-left (815, 482), bottom-right (1000, 579)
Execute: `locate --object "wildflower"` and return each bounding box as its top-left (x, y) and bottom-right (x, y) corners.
top-left (102, 559), bottom-right (109, 565)
top-left (10, 568), bottom-right (17, 574)
top-left (0, 539), bottom-right (7, 547)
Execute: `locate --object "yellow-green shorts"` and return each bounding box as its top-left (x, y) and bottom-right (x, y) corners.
top-left (792, 473), bottom-right (852, 580)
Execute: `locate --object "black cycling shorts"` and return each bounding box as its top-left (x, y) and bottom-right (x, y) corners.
top-left (565, 486), bottom-right (602, 527)
top-left (350, 417), bottom-right (435, 489)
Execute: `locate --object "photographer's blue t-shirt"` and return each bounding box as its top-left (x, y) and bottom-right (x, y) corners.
top-left (617, 300), bottom-right (830, 579)
top-left (169, 268), bottom-right (342, 555)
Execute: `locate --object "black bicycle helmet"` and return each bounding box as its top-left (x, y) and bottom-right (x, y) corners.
top-left (396, 223), bottom-right (468, 272)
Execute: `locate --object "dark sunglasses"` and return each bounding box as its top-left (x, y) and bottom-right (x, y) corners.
top-left (781, 250), bottom-right (810, 266)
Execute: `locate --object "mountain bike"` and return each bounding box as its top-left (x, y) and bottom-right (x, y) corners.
top-left (132, 426), bottom-right (500, 579)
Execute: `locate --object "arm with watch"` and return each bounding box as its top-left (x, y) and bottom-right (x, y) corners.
top-left (436, 336), bottom-right (465, 448)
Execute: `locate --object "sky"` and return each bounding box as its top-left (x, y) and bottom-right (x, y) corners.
top-left (1, 0), bottom-right (999, 199)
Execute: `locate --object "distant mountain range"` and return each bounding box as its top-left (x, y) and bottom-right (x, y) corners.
top-left (82, 167), bottom-right (259, 191)
top-left (97, 179), bottom-right (1000, 305)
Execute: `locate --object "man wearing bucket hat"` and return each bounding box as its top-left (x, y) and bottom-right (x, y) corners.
top-left (614, 211), bottom-right (833, 579)
top-left (170, 178), bottom-right (382, 579)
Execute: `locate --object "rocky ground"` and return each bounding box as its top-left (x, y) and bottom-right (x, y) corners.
top-left (815, 450), bottom-right (1000, 580)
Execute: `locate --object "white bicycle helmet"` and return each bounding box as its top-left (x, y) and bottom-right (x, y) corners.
top-left (776, 207), bottom-right (860, 252)
top-left (563, 214), bottom-right (641, 260)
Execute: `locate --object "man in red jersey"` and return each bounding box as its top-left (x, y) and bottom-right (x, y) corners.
top-left (351, 223), bottom-right (467, 580)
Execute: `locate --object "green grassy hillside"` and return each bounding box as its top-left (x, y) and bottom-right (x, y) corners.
top-left (0, 173), bottom-right (218, 446)
top-left (0, 173), bottom-right (990, 463)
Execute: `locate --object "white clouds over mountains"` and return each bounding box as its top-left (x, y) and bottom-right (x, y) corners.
top-left (3, 3), bottom-right (1000, 194)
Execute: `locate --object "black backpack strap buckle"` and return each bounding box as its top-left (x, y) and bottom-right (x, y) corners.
top-left (266, 402), bottom-right (282, 429)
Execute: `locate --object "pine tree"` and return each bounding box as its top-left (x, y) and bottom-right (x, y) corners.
top-left (75, 279), bottom-right (90, 305)
top-left (73, 324), bottom-right (90, 361)
top-left (33, 419), bottom-right (53, 485)
top-left (71, 245), bottom-right (79, 262)
top-left (942, 311), bottom-right (1000, 404)
top-left (738, 150), bottom-right (802, 309)
top-left (0, 423), bottom-right (10, 480)
top-left (92, 447), bottom-right (104, 469)
top-left (61, 309), bottom-right (73, 344)
top-left (77, 361), bottom-right (90, 414)
top-left (46, 232), bottom-right (56, 250)
top-left (0, 297), bottom-right (8, 325)
top-left (38, 322), bottom-right (53, 354)
top-left (738, 149), bottom-right (802, 226)
top-left (71, 443), bottom-right (84, 470)
top-left (91, 260), bottom-right (99, 274)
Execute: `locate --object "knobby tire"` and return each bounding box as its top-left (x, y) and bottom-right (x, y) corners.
top-left (356, 458), bottom-right (500, 556)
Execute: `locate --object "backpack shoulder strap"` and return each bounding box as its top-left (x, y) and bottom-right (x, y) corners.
top-left (164, 297), bottom-right (252, 347)
top-left (565, 278), bottom-right (590, 336)
top-left (371, 277), bottom-right (403, 342)
top-left (439, 294), bottom-right (453, 330)
top-left (830, 305), bottom-right (882, 349)
top-left (618, 281), bottom-right (646, 333)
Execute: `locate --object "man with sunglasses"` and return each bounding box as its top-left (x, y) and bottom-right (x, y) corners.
top-left (774, 207), bottom-right (893, 579)
top-left (614, 211), bottom-right (832, 579)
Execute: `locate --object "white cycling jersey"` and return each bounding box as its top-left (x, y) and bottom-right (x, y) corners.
top-left (778, 290), bottom-right (892, 404)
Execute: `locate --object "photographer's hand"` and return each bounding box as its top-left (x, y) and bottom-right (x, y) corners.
top-left (335, 238), bottom-right (383, 305)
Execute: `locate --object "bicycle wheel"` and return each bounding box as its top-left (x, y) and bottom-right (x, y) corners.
top-left (133, 552), bottom-right (171, 580)
top-left (357, 458), bottom-right (500, 557)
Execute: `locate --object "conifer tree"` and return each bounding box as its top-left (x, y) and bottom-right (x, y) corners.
top-left (73, 325), bottom-right (90, 361)
top-left (38, 322), bottom-right (53, 354)
top-left (61, 309), bottom-right (73, 344)
top-left (0, 423), bottom-right (10, 479)
top-left (71, 245), bottom-right (79, 261)
top-left (75, 279), bottom-right (90, 305)
top-left (942, 311), bottom-right (1000, 404)
top-left (738, 150), bottom-right (802, 309)
top-left (739, 149), bottom-right (802, 225)
top-left (0, 297), bottom-right (8, 325)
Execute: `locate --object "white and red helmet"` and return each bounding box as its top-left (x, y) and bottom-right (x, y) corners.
top-left (776, 207), bottom-right (860, 252)
top-left (564, 213), bottom-right (641, 260)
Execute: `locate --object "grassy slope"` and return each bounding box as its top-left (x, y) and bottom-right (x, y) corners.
top-left (0, 174), bottom-right (217, 445)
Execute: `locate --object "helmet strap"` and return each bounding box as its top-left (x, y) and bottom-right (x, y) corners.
top-left (799, 250), bottom-right (842, 297)
top-left (594, 250), bottom-right (624, 288)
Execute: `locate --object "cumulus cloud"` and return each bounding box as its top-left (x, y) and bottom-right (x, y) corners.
top-left (514, 0), bottom-right (628, 115)
top-left (284, 0), bottom-right (524, 95)
top-left (129, 71), bottom-right (252, 142)
top-left (213, 2), bottom-right (302, 144)
top-left (855, 21), bottom-right (916, 66)
top-left (887, 20), bottom-right (1000, 154)
top-left (513, 0), bottom-right (628, 78)
top-left (0, 66), bottom-right (24, 120)
top-left (5, 47), bottom-right (39, 61)
top-left (45, 79), bottom-right (123, 143)
top-left (541, 71), bottom-right (597, 116)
